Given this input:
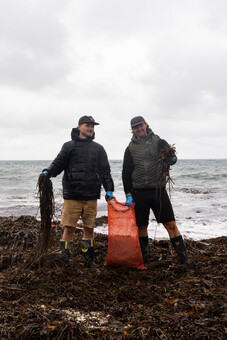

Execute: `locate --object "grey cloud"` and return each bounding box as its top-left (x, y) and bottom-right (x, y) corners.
top-left (1, 0), bottom-right (227, 160)
top-left (0, 0), bottom-right (71, 90)
top-left (136, 32), bottom-right (227, 119)
top-left (0, 47), bottom-right (70, 90)
top-left (68, 0), bottom-right (227, 122)
top-left (68, 0), bottom-right (227, 40)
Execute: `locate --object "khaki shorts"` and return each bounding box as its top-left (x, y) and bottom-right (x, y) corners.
top-left (61, 199), bottom-right (97, 229)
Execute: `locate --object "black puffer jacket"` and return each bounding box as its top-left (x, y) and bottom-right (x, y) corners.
top-left (44, 128), bottom-right (114, 200)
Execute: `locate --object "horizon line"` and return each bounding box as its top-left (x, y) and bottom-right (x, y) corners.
top-left (0, 158), bottom-right (227, 162)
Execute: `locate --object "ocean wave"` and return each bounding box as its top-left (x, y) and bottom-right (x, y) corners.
top-left (176, 173), bottom-right (227, 180)
top-left (176, 188), bottom-right (212, 194)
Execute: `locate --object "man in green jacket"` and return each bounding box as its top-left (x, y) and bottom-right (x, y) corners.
top-left (122, 116), bottom-right (188, 264)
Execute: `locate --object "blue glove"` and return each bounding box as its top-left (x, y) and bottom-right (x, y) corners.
top-left (40, 170), bottom-right (49, 176)
top-left (105, 191), bottom-right (113, 201)
top-left (170, 157), bottom-right (177, 165)
top-left (125, 195), bottom-right (133, 207)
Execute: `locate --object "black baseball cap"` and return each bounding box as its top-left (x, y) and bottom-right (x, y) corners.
top-left (130, 116), bottom-right (146, 128)
top-left (78, 115), bottom-right (99, 125)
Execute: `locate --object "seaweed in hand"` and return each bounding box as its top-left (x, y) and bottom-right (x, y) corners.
top-left (155, 145), bottom-right (176, 228)
top-left (34, 174), bottom-right (55, 262)
top-left (158, 144), bottom-right (176, 190)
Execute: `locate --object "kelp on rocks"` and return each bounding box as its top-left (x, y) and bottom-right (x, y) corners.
top-left (0, 216), bottom-right (226, 339)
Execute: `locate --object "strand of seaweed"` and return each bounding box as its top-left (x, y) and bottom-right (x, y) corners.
top-left (158, 144), bottom-right (176, 191)
top-left (32, 174), bottom-right (55, 265)
top-left (154, 145), bottom-right (177, 241)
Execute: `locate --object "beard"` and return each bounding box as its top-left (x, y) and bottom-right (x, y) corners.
top-left (80, 130), bottom-right (94, 139)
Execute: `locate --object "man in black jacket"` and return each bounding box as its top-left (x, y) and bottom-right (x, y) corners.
top-left (122, 116), bottom-right (188, 264)
top-left (42, 116), bottom-right (114, 267)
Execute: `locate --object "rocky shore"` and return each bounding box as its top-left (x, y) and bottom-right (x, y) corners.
top-left (0, 215), bottom-right (226, 339)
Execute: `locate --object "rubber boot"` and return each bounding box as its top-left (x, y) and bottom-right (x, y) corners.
top-left (170, 235), bottom-right (189, 264)
top-left (139, 236), bottom-right (149, 263)
top-left (82, 239), bottom-right (94, 268)
top-left (59, 240), bottom-right (73, 261)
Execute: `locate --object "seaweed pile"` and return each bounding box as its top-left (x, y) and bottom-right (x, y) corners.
top-left (0, 215), bottom-right (226, 339)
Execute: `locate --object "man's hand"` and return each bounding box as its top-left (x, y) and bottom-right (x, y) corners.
top-left (170, 156), bottom-right (177, 165)
top-left (39, 170), bottom-right (49, 178)
top-left (41, 170), bottom-right (49, 175)
top-left (125, 195), bottom-right (133, 207)
top-left (105, 191), bottom-right (113, 201)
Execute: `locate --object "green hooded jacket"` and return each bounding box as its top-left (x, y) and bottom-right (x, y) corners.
top-left (128, 128), bottom-right (166, 189)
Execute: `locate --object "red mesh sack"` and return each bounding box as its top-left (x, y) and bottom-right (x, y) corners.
top-left (106, 197), bottom-right (146, 270)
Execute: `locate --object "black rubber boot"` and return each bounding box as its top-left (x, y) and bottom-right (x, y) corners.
top-left (59, 240), bottom-right (73, 261)
top-left (82, 239), bottom-right (94, 268)
top-left (170, 235), bottom-right (189, 264)
top-left (139, 236), bottom-right (149, 263)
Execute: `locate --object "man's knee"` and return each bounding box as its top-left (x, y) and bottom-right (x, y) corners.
top-left (163, 221), bottom-right (177, 232)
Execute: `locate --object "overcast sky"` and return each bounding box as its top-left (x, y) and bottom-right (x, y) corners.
top-left (1, 0), bottom-right (227, 160)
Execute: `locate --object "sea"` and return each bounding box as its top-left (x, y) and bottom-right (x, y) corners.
top-left (0, 159), bottom-right (226, 241)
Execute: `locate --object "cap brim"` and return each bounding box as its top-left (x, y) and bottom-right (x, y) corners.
top-left (79, 121), bottom-right (99, 125)
top-left (131, 121), bottom-right (145, 128)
